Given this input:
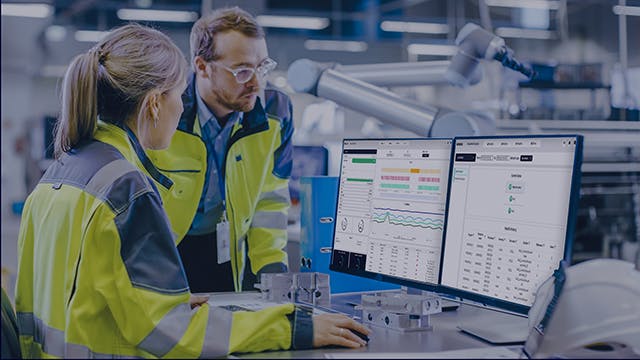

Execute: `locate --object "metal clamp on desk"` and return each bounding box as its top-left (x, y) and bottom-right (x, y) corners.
top-left (255, 272), bottom-right (331, 307)
top-left (357, 292), bottom-right (442, 332)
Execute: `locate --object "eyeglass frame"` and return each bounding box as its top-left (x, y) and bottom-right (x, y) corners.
top-left (213, 58), bottom-right (278, 84)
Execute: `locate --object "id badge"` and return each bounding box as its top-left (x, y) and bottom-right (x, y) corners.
top-left (216, 220), bottom-right (231, 264)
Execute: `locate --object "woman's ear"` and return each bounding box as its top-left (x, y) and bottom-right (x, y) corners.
top-left (147, 92), bottom-right (160, 120)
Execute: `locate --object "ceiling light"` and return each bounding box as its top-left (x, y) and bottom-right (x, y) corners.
top-left (485, 0), bottom-right (560, 10)
top-left (257, 15), bottom-right (329, 30)
top-left (1, 3), bottom-right (53, 18)
top-left (495, 27), bottom-right (556, 39)
top-left (45, 25), bottom-right (67, 42)
top-left (304, 40), bottom-right (367, 52)
top-left (407, 44), bottom-right (457, 56)
top-left (75, 30), bottom-right (110, 42)
top-left (117, 8), bottom-right (198, 22)
top-left (380, 21), bottom-right (449, 34)
top-left (613, 5), bottom-right (640, 16)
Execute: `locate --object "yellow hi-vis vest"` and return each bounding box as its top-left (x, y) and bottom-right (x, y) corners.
top-left (15, 122), bottom-right (312, 358)
top-left (169, 82), bottom-right (294, 290)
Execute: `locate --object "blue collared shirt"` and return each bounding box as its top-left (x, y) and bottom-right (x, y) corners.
top-left (188, 86), bottom-right (241, 235)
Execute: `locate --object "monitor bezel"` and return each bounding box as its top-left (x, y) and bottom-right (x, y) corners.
top-left (437, 134), bottom-right (584, 315)
top-left (328, 137), bottom-right (454, 293)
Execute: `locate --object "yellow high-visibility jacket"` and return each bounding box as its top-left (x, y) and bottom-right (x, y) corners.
top-left (170, 77), bottom-right (294, 290)
top-left (15, 122), bottom-right (312, 358)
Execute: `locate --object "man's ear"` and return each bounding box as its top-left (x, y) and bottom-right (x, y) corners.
top-left (194, 56), bottom-right (210, 78)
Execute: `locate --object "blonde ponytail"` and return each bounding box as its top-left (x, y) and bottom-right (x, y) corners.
top-left (54, 24), bottom-right (187, 159)
top-left (54, 49), bottom-right (101, 158)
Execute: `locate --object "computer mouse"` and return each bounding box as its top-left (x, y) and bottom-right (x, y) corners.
top-left (348, 329), bottom-right (369, 343)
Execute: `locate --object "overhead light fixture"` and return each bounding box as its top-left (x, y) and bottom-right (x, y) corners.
top-left (1, 3), bottom-right (53, 18)
top-left (304, 40), bottom-right (367, 52)
top-left (117, 8), bottom-right (198, 22)
top-left (380, 21), bottom-right (449, 34)
top-left (485, 0), bottom-right (560, 10)
top-left (613, 5), bottom-right (640, 16)
top-left (45, 25), bottom-right (67, 42)
top-left (75, 30), bottom-right (110, 42)
top-left (495, 27), bottom-right (556, 39)
top-left (407, 43), bottom-right (457, 56)
top-left (257, 15), bottom-right (329, 30)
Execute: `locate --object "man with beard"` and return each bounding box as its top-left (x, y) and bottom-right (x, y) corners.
top-left (176, 6), bottom-right (293, 293)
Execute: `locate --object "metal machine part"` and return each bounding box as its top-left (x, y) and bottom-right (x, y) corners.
top-left (287, 59), bottom-right (439, 136)
top-left (336, 60), bottom-right (481, 87)
top-left (523, 258), bottom-right (640, 358)
top-left (356, 292), bottom-right (442, 332)
top-left (446, 23), bottom-right (535, 87)
top-left (287, 59), bottom-right (489, 137)
top-left (256, 272), bottom-right (331, 307)
top-left (287, 23), bottom-right (533, 137)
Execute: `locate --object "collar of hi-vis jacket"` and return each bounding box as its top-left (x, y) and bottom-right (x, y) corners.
top-left (94, 121), bottom-right (173, 190)
top-left (179, 73), bottom-right (269, 137)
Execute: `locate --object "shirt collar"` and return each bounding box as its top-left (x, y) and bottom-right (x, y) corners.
top-left (195, 84), bottom-right (243, 133)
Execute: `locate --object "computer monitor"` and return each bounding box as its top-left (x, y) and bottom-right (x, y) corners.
top-left (439, 135), bottom-right (583, 315)
top-left (330, 138), bottom-right (453, 289)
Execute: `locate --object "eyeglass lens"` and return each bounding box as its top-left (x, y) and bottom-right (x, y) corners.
top-left (234, 59), bottom-right (276, 83)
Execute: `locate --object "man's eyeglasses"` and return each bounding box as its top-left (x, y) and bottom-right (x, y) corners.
top-left (215, 58), bottom-right (278, 84)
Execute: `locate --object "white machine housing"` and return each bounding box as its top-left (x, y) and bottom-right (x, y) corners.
top-left (525, 258), bottom-right (640, 358)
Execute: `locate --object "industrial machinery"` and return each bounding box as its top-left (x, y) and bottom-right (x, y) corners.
top-left (287, 23), bottom-right (535, 137)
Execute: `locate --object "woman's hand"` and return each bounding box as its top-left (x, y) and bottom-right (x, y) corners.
top-left (312, 313), bottom-right (371, 348)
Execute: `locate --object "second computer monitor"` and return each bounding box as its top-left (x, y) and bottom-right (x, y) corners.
top-left (330, 138), bottom-right (453, 289)
top-left (440, 135), bottom-right (583, 314)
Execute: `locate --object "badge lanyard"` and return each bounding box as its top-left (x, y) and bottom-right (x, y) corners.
top-left (215, 112), bottom-right (242, 264)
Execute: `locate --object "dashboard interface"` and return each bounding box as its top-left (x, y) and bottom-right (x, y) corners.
top-left (331, 139), bottom-right (452, 286)
top-left (441, 136), bottom-right (580, 309)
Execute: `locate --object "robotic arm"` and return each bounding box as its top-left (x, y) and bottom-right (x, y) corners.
top-left (287, 23), bottom-right (535, 137)
top-left (446, 23), bottom-right (535, 86)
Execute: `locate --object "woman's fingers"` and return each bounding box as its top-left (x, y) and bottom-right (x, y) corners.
top-left (328, 333), bottom-right (363, 349)
top-left (313, 313), bottom-right (370, 348)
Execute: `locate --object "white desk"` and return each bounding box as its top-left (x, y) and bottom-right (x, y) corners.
top-left (216, 292), bottom-right (527, 359)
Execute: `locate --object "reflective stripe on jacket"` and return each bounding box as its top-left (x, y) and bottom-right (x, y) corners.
top-left (14, 123), bottom-right (312, 358)
top-left (168, 75), bottom-right (294, 291)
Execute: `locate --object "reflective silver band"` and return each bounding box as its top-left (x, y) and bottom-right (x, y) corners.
top-left (251, 211), bottom-right (288, 230)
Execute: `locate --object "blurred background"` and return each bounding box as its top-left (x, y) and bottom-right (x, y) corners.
top-left (2, 0), bottom-right (639, 296)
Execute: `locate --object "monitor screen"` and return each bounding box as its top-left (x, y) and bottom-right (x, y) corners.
top-left (440, 135), bottom-right (583, 314)
top-left (330, 138), bottom-right (453, 289)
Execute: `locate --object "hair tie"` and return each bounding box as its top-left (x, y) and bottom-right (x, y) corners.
top-left (98, 50), bottom-right (107, 65)
top-left (90, 46), bottom-right (106, 65)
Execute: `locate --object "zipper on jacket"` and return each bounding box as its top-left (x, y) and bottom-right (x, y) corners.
top-left (124, 126), bottom-right (174, 190)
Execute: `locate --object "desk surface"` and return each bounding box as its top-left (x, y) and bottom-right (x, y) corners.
top-left (222, 292), bottom-right (526, 359)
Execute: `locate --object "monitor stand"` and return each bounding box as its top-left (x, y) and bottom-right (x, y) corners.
top-left (457, 308), bottom-right (529, 345)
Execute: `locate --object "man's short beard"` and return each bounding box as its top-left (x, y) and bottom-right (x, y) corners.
top-left (223, 97), bottom-right (255, 113)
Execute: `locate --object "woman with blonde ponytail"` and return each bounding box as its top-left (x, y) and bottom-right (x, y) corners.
top-left (14, 23), bottom-right (368, 359)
